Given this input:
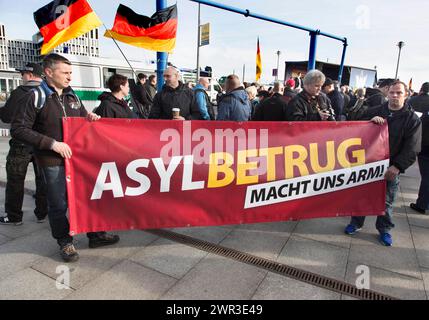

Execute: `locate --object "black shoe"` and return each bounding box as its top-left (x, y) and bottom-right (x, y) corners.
top-left (88, 233), bottom-right (120, 249)
top-left (60, 243), bottom-right (79, 263)
top-left (410, 203), bottom-right (426, 214)
top-left (0, 216), bottom-right (23, 226)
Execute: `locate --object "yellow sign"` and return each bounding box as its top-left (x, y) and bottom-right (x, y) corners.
top-left (200, 23), bottom-right (210, 46)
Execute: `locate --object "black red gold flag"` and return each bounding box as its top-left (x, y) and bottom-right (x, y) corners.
top-left (256, 37), bottom-right (262, 82)
top-left (104, 4), bottom-right (177, 53)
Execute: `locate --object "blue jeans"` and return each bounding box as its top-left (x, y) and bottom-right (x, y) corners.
top-left (41, 166), bottom-right (72, 247)
top-left (416, 154), bottom-right (429, 210)
top-left (350, 176), bottom-right (399, 234)
top-left (41, 166), bottom-right (106, 247)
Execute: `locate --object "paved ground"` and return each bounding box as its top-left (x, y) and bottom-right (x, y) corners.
top-left (0, 136), bottom-right (428, 300)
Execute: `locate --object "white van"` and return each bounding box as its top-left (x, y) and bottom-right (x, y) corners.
top-left (64, 53), bottom-right (156, 111)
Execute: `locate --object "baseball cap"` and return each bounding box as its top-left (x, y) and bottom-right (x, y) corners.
top-left (16, 63), bottom-right (43, 77)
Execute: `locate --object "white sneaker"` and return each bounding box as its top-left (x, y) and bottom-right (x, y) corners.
top-left (0, 216), bottom-right (23, 226)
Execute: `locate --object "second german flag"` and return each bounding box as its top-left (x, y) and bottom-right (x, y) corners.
top-left (104, 4), bottom-right (178, 53)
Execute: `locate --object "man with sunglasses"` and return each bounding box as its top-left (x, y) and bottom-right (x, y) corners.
top-left (0, 63), bottom-right (48, 226)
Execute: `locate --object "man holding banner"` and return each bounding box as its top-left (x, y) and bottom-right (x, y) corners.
top-left (11, 54), bottom-right (120, 262)
top-left (344, 81), bottom-right (421, 246)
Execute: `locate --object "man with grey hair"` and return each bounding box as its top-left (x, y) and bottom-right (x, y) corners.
top-left (193, 77), bottom-right (214, 120)
top-left (287, 70), bottom-right (334, 121)
top-left (149, 66), bottom-right (200, 120)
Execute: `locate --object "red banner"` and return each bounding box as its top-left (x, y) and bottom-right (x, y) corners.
top-left (63, 119), bottom-right (389, 235)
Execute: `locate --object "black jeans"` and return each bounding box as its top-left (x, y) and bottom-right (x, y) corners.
top-left (5, 141), bottom-right (47, 222)
top-left (417, 154), bottom-right (429, 210)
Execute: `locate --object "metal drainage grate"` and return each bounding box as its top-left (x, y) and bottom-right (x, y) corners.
top-left (147, 229), bottom-right (399, 301)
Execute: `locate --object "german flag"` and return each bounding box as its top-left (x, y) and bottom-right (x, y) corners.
top-left (34, 0), bottom-right (102, 55)
top-left (256, 37), bottom-right (262, 82)
top-left (104, 4), bottom-right (177, 53)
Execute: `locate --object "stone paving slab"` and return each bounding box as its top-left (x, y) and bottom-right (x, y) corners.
top-left (0, 228), bottom-right (58, 282)
top-left (236, 220), bottom-right (298, 234)
top-left (65, 260), bottom-right (177, 300)
top-left (32, 230), bottom-right (158, 290)
top-left (410, 225), bottom-right (429, 269)
top-left (219, 228), bottom-right (290, 261)
top-left (252, 272), bottom-right (341, 300)
top-left (129, 237), bottom-right (208, 280)
top-left (161, 253), bottom-right (267, 300)
top-left (0, 268), bottom-right (73, 300)
top-left (171, 225), bottom-right (232, 244)
top-left (293, 217), bottom-right (352, 249)
top-left (421, 268), bottom-right (429, 298)
top-left (344, 261), bottom-right (427, 300)
top-left (0, 232), bottom-right (11, 245)
top-left (277, 235), bottom-right (349, 281)
top-left (407, 210), bottom-right (429, 229)
top-left (348, 223), bottom-right (422, 279)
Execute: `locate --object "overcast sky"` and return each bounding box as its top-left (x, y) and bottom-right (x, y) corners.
top-left (1, 0), bottom-right (428, 89)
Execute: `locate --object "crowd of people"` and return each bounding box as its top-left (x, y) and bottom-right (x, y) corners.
top-left (0, 53), bottom-right (428, 262)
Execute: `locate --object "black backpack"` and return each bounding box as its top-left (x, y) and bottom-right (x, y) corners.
top-left (194, 88), bottom-right (215, 120)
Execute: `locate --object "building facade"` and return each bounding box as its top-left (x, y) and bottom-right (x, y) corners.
top-left (0, 23), bottom-right (100, 98)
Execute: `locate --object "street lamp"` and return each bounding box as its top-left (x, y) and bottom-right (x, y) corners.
top-left (275, 50), bottom-right (281, 82)
top-left (395, 41), bottom-right (405, 80)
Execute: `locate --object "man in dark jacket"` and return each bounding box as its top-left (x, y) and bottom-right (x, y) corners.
top-left (408, 82), bottom-right (429, 114)
top-left (253, 82), bottom-right (287, 121)
top-left (344, 81), bottom-right (421, 246)
top-left (132, 73), bottom-right (150, 118)
top-left (145, 74), bottom-right (157, 105)
top-left (10, 54), bottom-right (120, 262)
top-left (408, 82), bottom-right (429, 214)
top-left (365, 79), bottom-right (395, 108)
top-left (0, 63), bottom-right (47, 226)
top-left (288, 70), bottom-right (335, 121)
top-left (216, 74), bottom-right (250, 121)
top-left (323, 78), bottom-right (345, 121)
top-left (149, 67), bottom-right (200, 120)
top-left (340, 85), bottom-right (351, 110)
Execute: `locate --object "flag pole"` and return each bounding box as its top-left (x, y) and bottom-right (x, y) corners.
top-left (156, 0), bottom-right (168, 91)
top-left (103, 24), bottom-right (138, 79)
top-left (102, 24), bottom-right (144, 117)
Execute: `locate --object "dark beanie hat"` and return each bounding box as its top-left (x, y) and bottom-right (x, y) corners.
top-left (322, 78), bottom-right (334, 88)
top-left (421, 82), bottom-right (429, 94)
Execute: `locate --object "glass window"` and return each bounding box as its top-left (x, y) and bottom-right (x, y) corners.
top-left (0, 79), bottom-right (6, 93)
top-left (102, 67), bottom-right (133, 88)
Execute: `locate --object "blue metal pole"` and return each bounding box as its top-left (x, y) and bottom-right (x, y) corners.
top-left (308, 32), bottom-right (318, 71)
top-left (338, 39), bottom-right (348, 84)
top-left (189, 0), bottom-right (346, 42)
top-left (156, 0), bottom-right (168, 91)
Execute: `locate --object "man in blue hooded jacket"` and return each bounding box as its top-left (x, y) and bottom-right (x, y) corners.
top-left (216, 75), bottom-right (250, 121)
